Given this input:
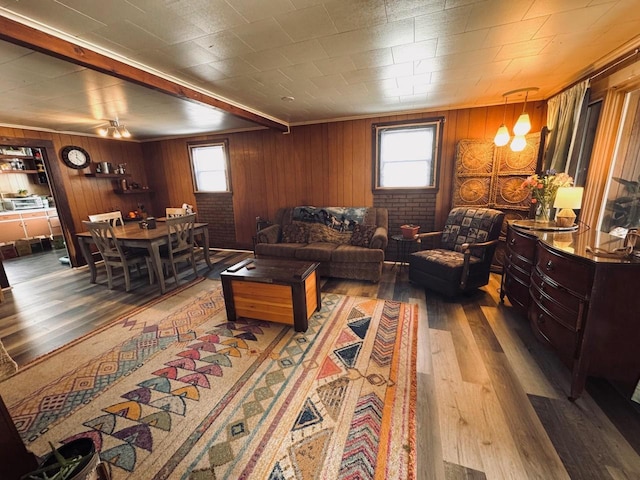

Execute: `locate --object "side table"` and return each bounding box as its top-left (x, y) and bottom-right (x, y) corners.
top-left (391, 234), bottom-right (418, 269)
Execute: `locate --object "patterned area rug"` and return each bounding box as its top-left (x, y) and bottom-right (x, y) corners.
top-left (0, 338), bottom-right (18, 381)
top-left (0, 279), bottom-right (417, 479)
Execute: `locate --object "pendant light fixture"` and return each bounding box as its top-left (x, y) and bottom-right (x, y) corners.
top-left (493, 96), bottom-right (510, 147)
top-left (98, 119), bottom-right (131, 139)
top-left (493, 87), bottom-right (539, 152)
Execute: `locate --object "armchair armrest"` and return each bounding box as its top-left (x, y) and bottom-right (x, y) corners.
top-left (460, 239), bottom-right (500, 289)
top-left (416, 230), bottom-right (442, 250)
top-left (256, 224), bottom-right (281, 244)
top-left (369, 226), bottom-right (388, 250)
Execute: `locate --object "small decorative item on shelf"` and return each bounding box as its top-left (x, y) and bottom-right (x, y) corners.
top-left (401, 224), bottom-right (420, 239)
top-left (520, 170), bottom-right (574, 222)
top-left (139, 217), bottom-right (157, 229)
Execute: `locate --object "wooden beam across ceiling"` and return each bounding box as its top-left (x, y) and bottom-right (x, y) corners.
top-left (0, 15), bottom-right (289, 132)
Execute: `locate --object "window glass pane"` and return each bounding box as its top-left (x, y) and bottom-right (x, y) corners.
top-left (381, 161), bottom-right (429, 187)
top-left (374, 119), bottom-right (441, 189)
top-left (189, 142), bottom-right (230, 192)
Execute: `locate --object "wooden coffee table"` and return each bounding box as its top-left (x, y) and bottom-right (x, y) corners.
top-left (220, 258), bottom-right (321, 332)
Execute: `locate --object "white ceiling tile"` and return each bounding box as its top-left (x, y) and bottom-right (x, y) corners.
top-left (435, 29), bottom-right (490, 57)
top-left (275, 5), bottom-right (338, 42)
top-left (309, 73), bottom-right (349, 89)
top-left (313, 56), bottom-right (357, 76)
top-left (524, 0), bottom-right (594, 19)
top-left (278, 39), bottom-right (330, 64)
top-left (392, 39), bottom-right (438, 64)
top-left (318, 18), bottom-right (415, 57)
top-left (350, 48), bottom-right (394, 69)
top-left (534, 3), bottom-right (617, 38)
top-left (494, 37), bottom-right (553, 61)
top-left (225, 0), bottom-right (297, 23)
top-left (342, 62), bottom-right (414, 85)
top-left (465, 0), bottom-right (536, 30)
top-left (414, 5), bottom-right (472, 41)
top-left (279, 63), bottom-right (324, 81)
top-left (179, 63), bottom-right (229, 83)
top-left (209, 57), bottom-right (260, 77)
top-left (385, 0), bottom-right (446, 22)
top-left (232, 18), bottom-right (294, 51)
top-left (159, 42), bottom-right (223, 70)
top-left (482, 17), bottom-right (547, 48)
top-left (191, 31), bottom-right (255, 60)
top-left (91, 20), bottom-right (168, 51)
top-left (242, 49), bottom-right (292, 71)
top-left (322, 0), bottom-right (387, 32)
top-left (166, 0), bottom-right (248, 35)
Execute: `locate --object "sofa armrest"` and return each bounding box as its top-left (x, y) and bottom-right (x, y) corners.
top-left (369, 227), bottom-right (388, 250)
top-left (257, 224), bottom-right (280, 244)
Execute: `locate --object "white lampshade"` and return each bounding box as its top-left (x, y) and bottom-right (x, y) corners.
top-left (510, 135), bottom-right (527, 152)
top-left (513, 112), bottom-right (531, 135)
top-left (554, 187), bottom-right (583, 227)
top-left (494, 124), bottom-right (510, 146)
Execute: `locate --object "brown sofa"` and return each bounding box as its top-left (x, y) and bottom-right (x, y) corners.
top-left (255, 206), bottom-right (388, 282)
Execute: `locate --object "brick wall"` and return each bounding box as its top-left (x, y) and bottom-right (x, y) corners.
top-left (194, 193), bottom-right (237, 248)
top-left (374, 191), bottom-right (437, 262)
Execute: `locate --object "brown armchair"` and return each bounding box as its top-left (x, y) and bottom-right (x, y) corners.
top-left (408, 207), bottom-right (505, 296)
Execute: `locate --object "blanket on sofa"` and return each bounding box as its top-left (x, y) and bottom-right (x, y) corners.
top-left (292, 206), bottom-right (367, 232)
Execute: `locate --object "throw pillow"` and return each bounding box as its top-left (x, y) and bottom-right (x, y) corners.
top-left (307, 223), bottom-right (352, 244)
top-left (282, 222), bottom-right (308, 243)
top-left (350, 224), bottom-right (377, 247)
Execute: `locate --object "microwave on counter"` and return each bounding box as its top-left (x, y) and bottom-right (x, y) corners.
top-left (2, 197), bottom-right (45, 210)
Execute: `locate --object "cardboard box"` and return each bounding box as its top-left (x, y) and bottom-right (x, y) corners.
top-left (0, 244), bottom-right (18, 260)
top-left (15, 239), bottom-right (32, 256)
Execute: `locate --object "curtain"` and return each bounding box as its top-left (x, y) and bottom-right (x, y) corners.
top-left (544, 80), bottom-right (589, 172)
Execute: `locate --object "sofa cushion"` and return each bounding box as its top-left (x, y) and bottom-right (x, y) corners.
top-left (307, 223), bottom-right (352, 244)
top-left (331, 244), bottom-right (384, 263)
top-left (350, 224), bottom-right (377, 247)
top-left (282, 222), bottom-right (308, 243)
top-left (295, 243), bottom-right (338, 262)
top-left (255, 242), bottom-right (302, 259)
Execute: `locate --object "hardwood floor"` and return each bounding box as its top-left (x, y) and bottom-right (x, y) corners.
top-left (1, 250), bottom-right (639, 479)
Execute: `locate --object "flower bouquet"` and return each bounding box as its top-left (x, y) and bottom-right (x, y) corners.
top-left (521, 170), bottom-right (573, 221)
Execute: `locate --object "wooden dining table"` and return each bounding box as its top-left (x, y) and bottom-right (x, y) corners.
top-left (76, 221), bottom-right (212, 294)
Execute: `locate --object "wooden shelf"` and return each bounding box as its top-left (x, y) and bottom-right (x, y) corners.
top-left (114, 189), bottom-right (154, 194)
top-left (0, 169), bottom-right (39, 174)
top-left (85, 173), bottom-right (131, 178)
top-left (0, 153), bottom-right (34, 160)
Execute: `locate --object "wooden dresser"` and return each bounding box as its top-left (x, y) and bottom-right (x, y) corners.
top-left (501, 223), bottom-right (640, 400)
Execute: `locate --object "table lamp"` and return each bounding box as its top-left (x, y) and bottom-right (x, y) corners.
top-left (554, 187), bottom-right (583, 227)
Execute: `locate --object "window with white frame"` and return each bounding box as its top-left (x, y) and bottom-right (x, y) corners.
top-left (373, 118), bottom-right (443, 190)
top-left (188, 141), bottom-right (231, 192)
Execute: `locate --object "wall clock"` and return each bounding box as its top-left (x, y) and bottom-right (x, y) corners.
top-left (61, 145), bottom-right (91, 169)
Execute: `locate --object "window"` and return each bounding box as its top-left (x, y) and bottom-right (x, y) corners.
top-left (188, 141), bottom-right (231, 192)
top-left (373, 118), bottom-right (443, 190)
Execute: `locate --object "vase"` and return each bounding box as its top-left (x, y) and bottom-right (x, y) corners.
top-left (535, 203), bottom-right (551, 222)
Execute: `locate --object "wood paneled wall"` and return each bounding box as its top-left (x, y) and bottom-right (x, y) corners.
top-left (144, 101), bottom-right (546, 248)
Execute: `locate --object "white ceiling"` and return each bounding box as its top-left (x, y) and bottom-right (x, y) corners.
top-left (1, 0), bottom-right (640, 140)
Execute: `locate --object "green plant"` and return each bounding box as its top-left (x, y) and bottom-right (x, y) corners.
top-left (609, 174), bottom-right (640, 228)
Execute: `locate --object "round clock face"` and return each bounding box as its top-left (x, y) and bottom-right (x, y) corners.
top-left (61, 146), bottom-right (91, 169)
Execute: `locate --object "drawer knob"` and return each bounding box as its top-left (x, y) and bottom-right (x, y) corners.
top-left (538, 314), bottom-right (545, 324)
top-left (509, 238), bottom-right (516, 245)
top-left (545, 260), bottom-right (553, 271)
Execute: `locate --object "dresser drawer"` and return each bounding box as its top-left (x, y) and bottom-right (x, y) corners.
top-left (504, 259), bottom-right (530, 285)
top-left (506, 225), bottom-right (537, 259)
top-left (530, 268), bottom-right (585, 322)
top-left (529, 301), bottom-right (578, 368)
top-left (529, 281), bottom-right (583, 332)
top-left (503, 272), bottom-right (530, 311)
top-left (535, 242), bottom-right (593, 296)
top-left (505, 249), bottom-right (533, 272)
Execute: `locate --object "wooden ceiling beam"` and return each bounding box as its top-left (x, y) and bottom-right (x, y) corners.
top-left (0, 15), bottom-right (289, 132)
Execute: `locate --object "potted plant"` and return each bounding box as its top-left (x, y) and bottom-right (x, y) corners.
top-left (401, 224), bottom-right (420, 239)
top-left (21, 439), bottom-right (99, 480)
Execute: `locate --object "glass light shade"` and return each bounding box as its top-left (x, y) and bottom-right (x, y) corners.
top-left (98, 128), bottom-right (108, 137)
top-left (510, 135), bottom-right (527, 152)
top-left (494, 124), bottom-right (510, 146)
top-left (120, 127), bottom-right (131, 138)
top-left (513, 112), bottom-right (531, 135)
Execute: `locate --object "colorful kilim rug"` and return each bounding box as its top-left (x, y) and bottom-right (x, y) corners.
top-left (0, 279), bottom-right (417, 479)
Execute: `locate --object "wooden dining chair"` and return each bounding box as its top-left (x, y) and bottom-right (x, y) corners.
top-left (165, 207), bottom-right (187, 218)
top-left (88, 211), bottom-right (124, 226)
top-left (147, 213), bottom-right (197, 287)
top-left (82, 220), bottom-right (147, 292)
